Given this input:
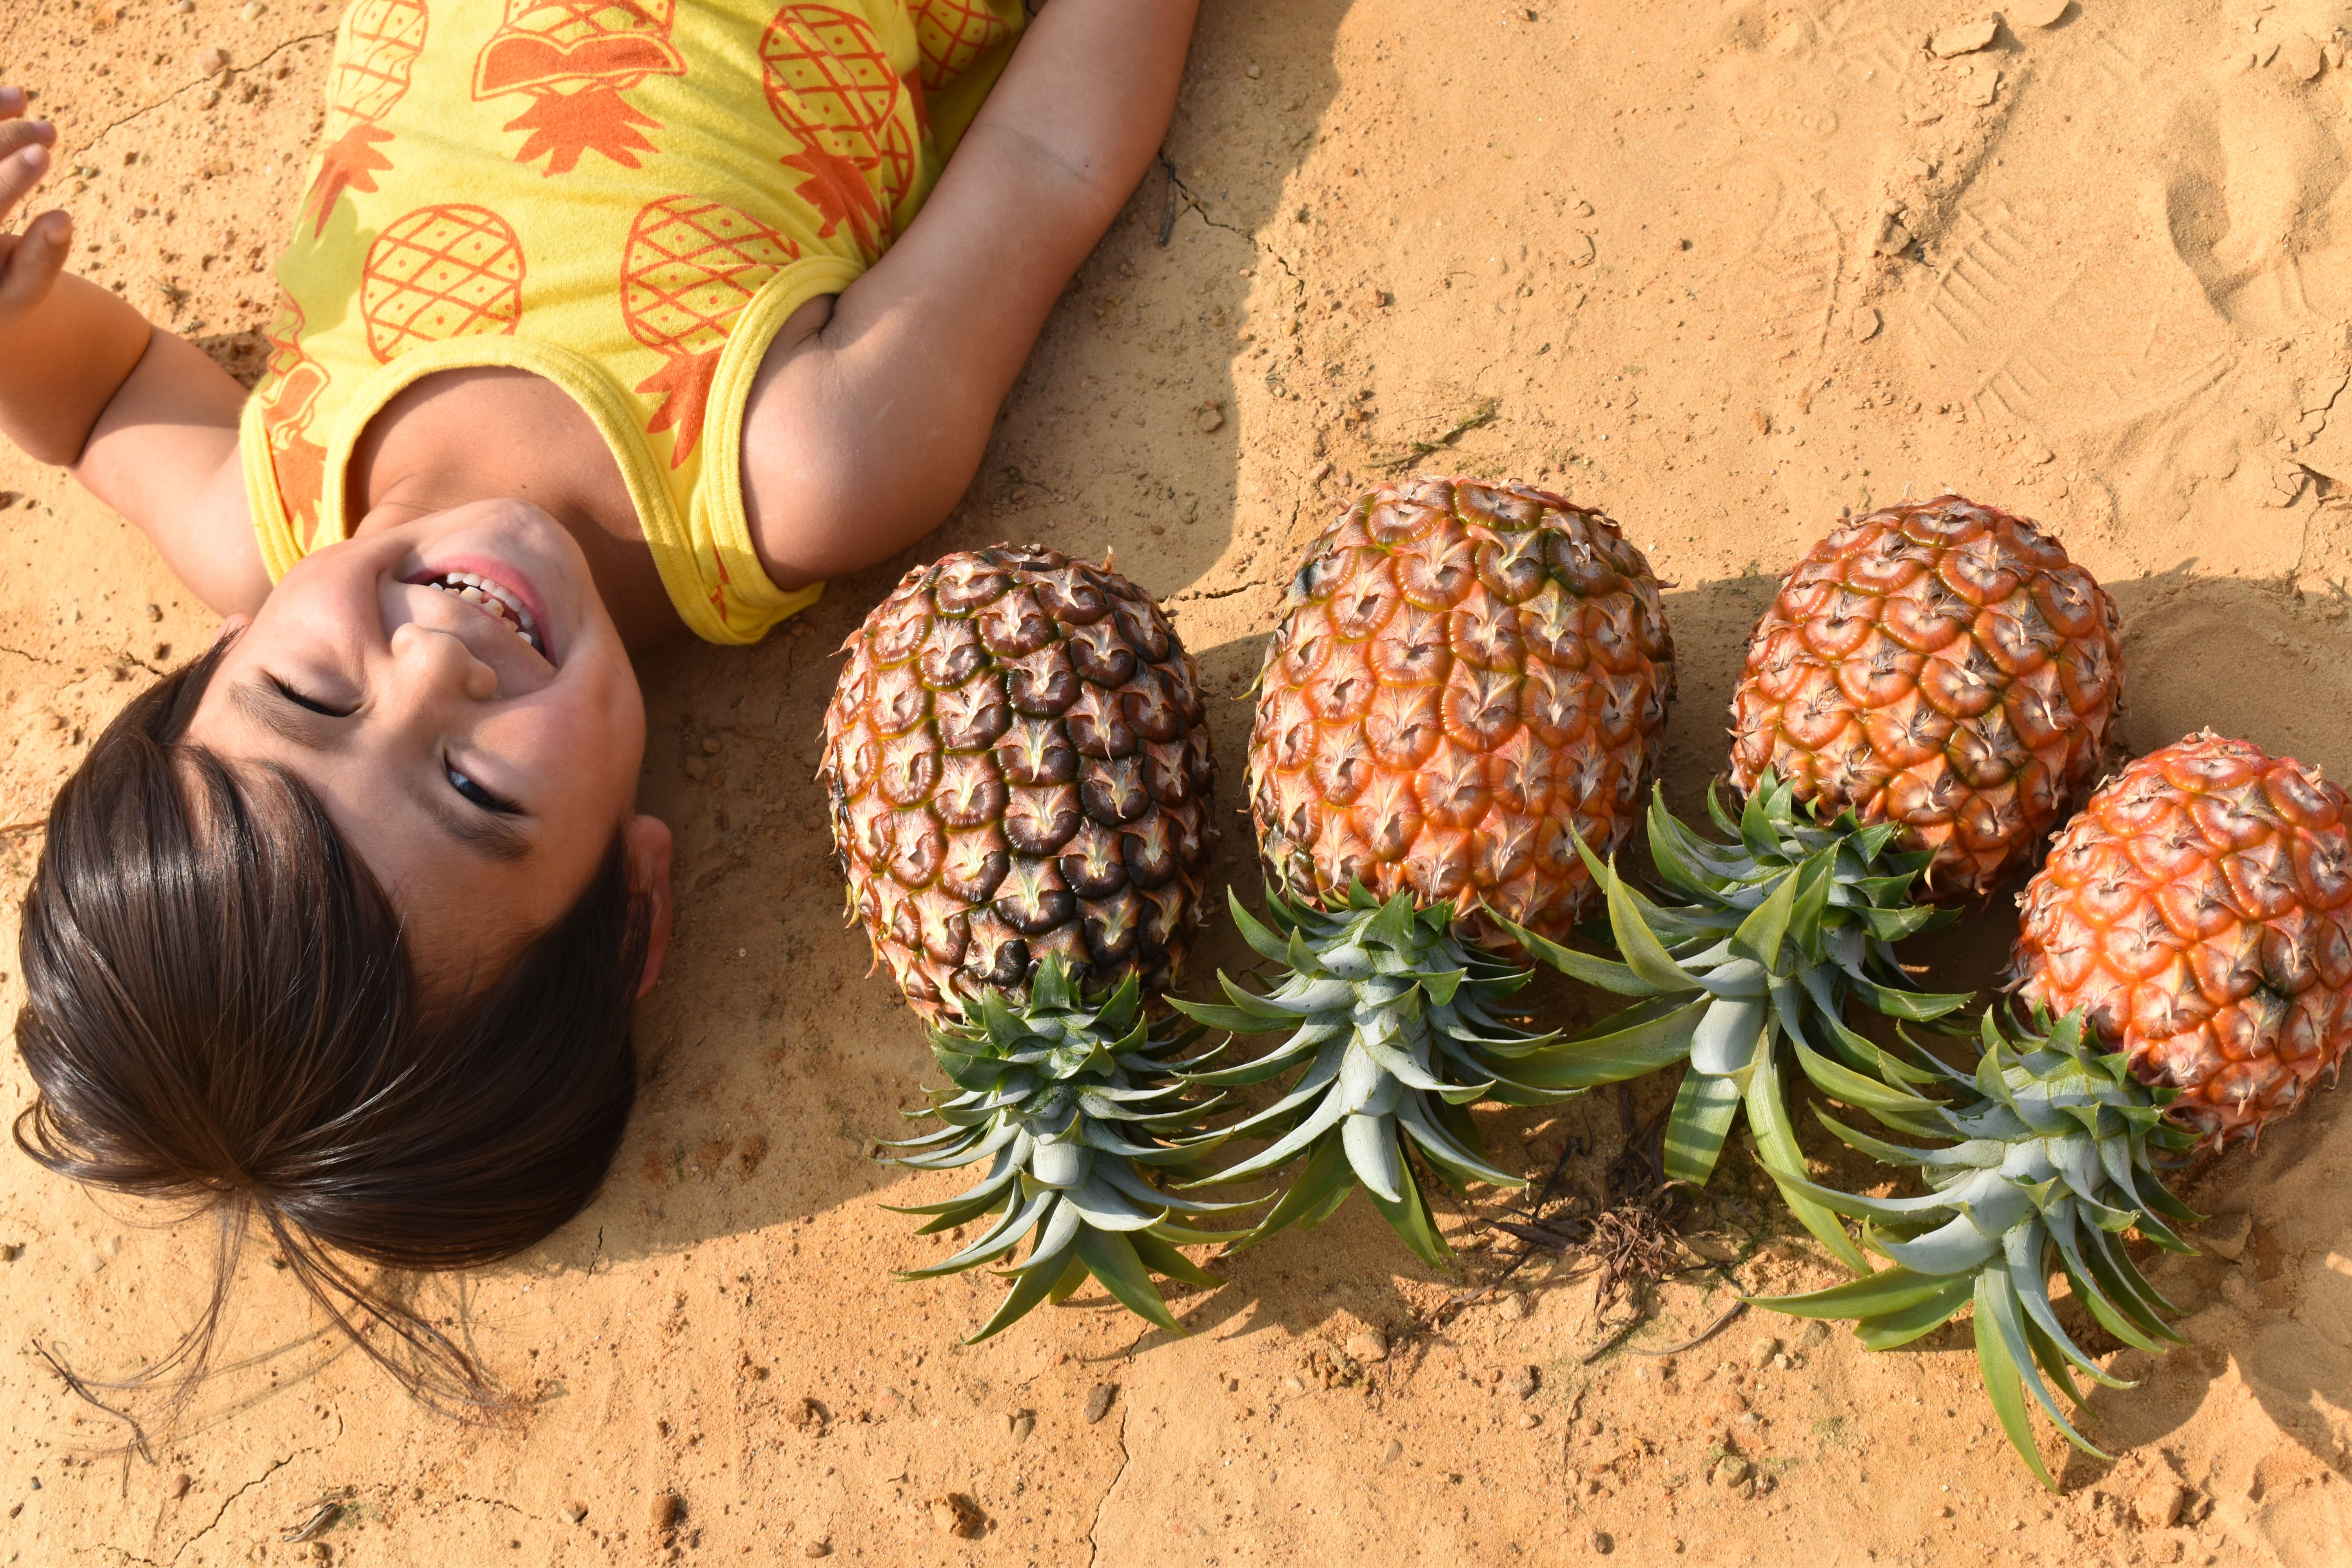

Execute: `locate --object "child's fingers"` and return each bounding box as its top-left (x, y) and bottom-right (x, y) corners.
top-left (0, 207), bottom-right (69, 319)
top-left (0, 136), bottom-right (55, 219)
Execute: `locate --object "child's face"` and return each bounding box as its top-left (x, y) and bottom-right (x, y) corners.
top-left (183, 499), bottom-right (669, 990)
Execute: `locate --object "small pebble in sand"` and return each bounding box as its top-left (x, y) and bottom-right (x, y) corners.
top-left (1510, 1365), bottom-right (1541, 1399)
top-left (2009, 0), bottom-right (2068, 24)
top-left (1346, 1329), bottom-right (1388, 1363)
top-left (1714, 1456), bottom-right (1751, 1486)
top-left (1749, 1336), bottom-right (1781, 1368)
top-left (1590, 1529), bottom-right (1615, 1555)
top-left (562, 1502), bottom-right (586, 1524)
top-left (801, 1542), bottom-right (831, 1559)
top-left (650, 1491), bottom-right (683, 1533)
top-left (1851, 306), bottom-right (1882, 341)
top-left (195, 47), bottom-right (229, 76)
top-left (931, 1494), bottom-right (983, 1538)
top-left (1195, 404), bottom-right (1225, 434)
top-left (1929, 17), bottom-right (1998, 58)
top-left (0, 1244), bottom-right (18, 1263)
top-left (1380, 1439), bottom-right (1403, 1464)
top-left (2201, 1212), bottom-right (2250, 1261)
top-left (1495, 1291), bottom-right (1526, 1321)
top-left (1083, 1384), bottom-right (1117, 1425)
top-left (1956, 64), bottom-right (2000, 105)
top-left (2280, 33), bottom-right (2326, 80)
top-left (2136, 1481), bottom-right (2190, 1530)
top-left (169, 1473), bottom-right (191, 1499)
top-left (241, 1), bottom-right (265, 19)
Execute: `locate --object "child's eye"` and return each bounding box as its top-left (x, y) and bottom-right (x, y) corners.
top-left (445, 763), bottom-right (519, 815)
top-left (271, 677), bottom-right (351, 717)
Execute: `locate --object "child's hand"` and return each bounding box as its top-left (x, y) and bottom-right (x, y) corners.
top-left (0, 86), bottom-right (69, 334)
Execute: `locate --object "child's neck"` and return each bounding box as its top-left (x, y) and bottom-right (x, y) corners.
top-left (346, 366), bottom-right (685, 654)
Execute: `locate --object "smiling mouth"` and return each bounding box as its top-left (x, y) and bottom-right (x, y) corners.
top-left (422, 570), bottom-right (544, 656)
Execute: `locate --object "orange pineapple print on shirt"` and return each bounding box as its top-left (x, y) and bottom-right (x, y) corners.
top-left (258, 292), bottom-right (331, 540)
top-left (471, 0), bottom-right (686, 176)
top-left (304, 0), bottom-right (429, 239)
top-left (622, 196), bottom-right (801, 467)
top-left (909, 0), bottom-right (1008, 90)
top-left (360, 204), bottom-right (527, 363)
top-left (759, 5), bottom-right (915, 254)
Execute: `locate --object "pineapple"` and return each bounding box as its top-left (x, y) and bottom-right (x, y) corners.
top-left (1756, 1006), bottom-right (2199, 1490)
top-left (1250, 475), bottom-right (1674, 947)
top-left (1730, 496), bottom-right (2123, 896)
top-left (359, 204), bottom-right (526, 364)
top-left (303, 0), bottom-right (428, 239)
top-left (1753, 732), bottom-right (2351, 1486)
top-left (1500, 772), bottom-right (1971, 1272)
top-left (760, 4), bottom-right (915, 252)
top-left (469, 0), bottom-right (686, 176)
top-left (884, 958), bottom-right (1250, 1341)
top-left (2011, 731), bottom-right (2352, 1147)
top-left (911, 0), bottom-right (1013, 90)
top-left (823, 547), bottom-right (1237, 1338)
top-left (1176, 477), bottom-right (1676, 1263)
top-left (257, 292), bottom-right (331, 543)
top-left (622, 196), bottom-right (802, 467)
top-left (822, 545), bottom-right (1214, 1020)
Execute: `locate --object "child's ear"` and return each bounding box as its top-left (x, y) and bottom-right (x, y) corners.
top-left (624, 815), bottom-right (674, 999)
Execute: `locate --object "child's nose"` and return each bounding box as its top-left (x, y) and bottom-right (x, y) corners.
top-left (389, 619), bottom-right (499, 703)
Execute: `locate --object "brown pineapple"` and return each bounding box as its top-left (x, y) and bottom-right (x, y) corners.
top-left (1730, 495), bottom-right (2122, 895)
top-left (821, 546), bottom-right (1215, 1022)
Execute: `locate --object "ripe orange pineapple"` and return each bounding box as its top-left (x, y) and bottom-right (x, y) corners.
top-left (1251, 475), bottom-right (1676, 946)
top-left (621, 196), bottom-right (802, 466)
top-left (821, 545), bottom-right (1216, 1022)
top-left (303, 0), bottom-right (428, 239)
top-left (1730, 495), bottom-right (2122, 896)
top-left (759, 3), bottom-right (915, 253)
top-left (470, 0), bottom-right (685, 176)
top-left (2011, 731), bottom-right (2352, 1148)
top-left (1171, 477), bottom-right (1675, 1264)
top-left (360, 204), bottom-right (527, 363)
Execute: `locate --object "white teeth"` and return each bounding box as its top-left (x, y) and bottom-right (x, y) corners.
top-left (425, 570), bottom-right (543, 655)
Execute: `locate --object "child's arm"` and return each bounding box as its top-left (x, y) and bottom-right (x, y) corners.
top-left (0, 87), bottom-right (270, 614)
top-left (741, 0), bottom-right (1201, 588)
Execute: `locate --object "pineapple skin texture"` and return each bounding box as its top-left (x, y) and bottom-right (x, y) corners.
top-left (1249, 476), bottom-right (1675, 949)
top-left (1730, 495), bottom-right (2122, 896)
top-left (822, 546), bottom-right (1216, 1024)
top-left (2013, 732), bottom-right (2352, 1150)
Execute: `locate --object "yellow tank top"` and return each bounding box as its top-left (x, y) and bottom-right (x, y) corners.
top-left (241, 0), bottom-right (1023, 644)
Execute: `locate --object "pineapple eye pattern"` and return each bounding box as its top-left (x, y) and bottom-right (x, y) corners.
top-left (1729, 496), bottom-right (2123, 897)
top-left (1249, 477), bottom-right (1676, 949)
top-left (822, 547), bottom-right (1215, 1024)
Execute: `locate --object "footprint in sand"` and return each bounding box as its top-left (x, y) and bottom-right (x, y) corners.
top-left (2164, 78), bottom-right (2352, 336)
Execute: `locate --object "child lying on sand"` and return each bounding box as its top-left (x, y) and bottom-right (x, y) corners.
top-left (0, 0), bottom-right (1197, 1409)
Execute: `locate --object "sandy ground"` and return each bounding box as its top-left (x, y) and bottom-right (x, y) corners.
top-left (4, 1), bottom-right (2352, 1564)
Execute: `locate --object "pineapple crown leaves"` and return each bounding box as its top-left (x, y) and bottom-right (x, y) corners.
top-left (1748, 1005), bottom-right (2204, 1490)
top-left (1165, 882), bottom-right (1563, 1269)
top-left (1490, 771), bottom-right (1973, 1273)
top-left (878, 958), bottom-right (1259, 1344)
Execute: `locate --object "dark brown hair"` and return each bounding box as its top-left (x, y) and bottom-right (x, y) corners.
top-left (12, 641), bottom-right (646, 1437)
